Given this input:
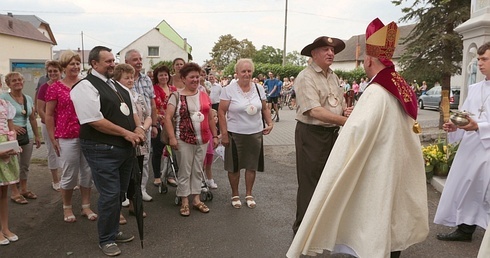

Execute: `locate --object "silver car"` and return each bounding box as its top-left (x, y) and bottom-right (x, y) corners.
top-left (418, 86), bottom-right (460, 110)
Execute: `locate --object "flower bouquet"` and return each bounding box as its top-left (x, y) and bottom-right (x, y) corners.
top-left (422, 137), bottom-right (459, 180)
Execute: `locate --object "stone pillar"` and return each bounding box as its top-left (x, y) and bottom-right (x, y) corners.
top-left (455, 0), bottom-right (490, 104)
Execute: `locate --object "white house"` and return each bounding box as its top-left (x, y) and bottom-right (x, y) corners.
top-left (118, 20), bottom-right (192, 73)
top-left (0, 13), bottom-right (56, 98)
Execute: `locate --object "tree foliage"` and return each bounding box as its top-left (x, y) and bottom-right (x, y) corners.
top-left (151, 60), bottom-right (173, 71)
top-left (253, 45), bottom-right (283, 64)
top-left (239, 39), bottom-right (257, 59)
top-left (285, 50), bottom-right (308, 66)
top-left (222, 61), bottom-right (305, 80)
top-left (210, 34), bottom-right (308, 71)
top-left (392, 0), bottom-right (470, 90)
top-left (210, 34), bottom-right (241, 70)
top-left (334, 67), bottom-right (367, 85)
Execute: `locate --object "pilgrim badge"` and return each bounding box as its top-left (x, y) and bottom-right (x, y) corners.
top-left (245, 105), bottom-right (258, 115)
top-left (120, 103), bottom-right (130, 116)
top-left (191, 111), bottom-right (204, 122)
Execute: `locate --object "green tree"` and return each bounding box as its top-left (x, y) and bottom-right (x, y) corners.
top-left (392, 0), bottom-right (470, 90)
top-left (253, 45), bottom-right (283, 64)
top-left (285, 50), bottom-right (308, 66)
top-left (239, 39), bottom-right (257, 59)
top-left (151, 60), bottom-right (173, 71)
top-left (210, 34), bottom-right (241, 70)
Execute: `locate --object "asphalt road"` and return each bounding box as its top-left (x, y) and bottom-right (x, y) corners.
top-left (3, 108), bottom-right (485, 257)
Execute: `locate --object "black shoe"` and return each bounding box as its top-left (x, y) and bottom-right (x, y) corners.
top-left (275, 117), bottom-right (279, 122)
top-left (115, 232), bottom-right (134, 243)
top-left (436, 229), bottom-right (472, 242)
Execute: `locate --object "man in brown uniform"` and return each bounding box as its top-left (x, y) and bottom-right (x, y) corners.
top-left (292, 36), bottom-right (352, 233)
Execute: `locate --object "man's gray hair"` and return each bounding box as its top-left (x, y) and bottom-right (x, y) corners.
top-left (124, 49), bottom-right (140, 61)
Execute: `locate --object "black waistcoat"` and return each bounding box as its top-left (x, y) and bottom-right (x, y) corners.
top-left (76, 74), bottom-right (135, 147)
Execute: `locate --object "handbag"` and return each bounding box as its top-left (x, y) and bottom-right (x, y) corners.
top-left (17, 95), bottom-right (29, 146)
top-left (254, 83), bottom-right (266, 128)
top-left (17, 128), bottom-right (29, 146)
top-left (160, 92), bottom-right (179, 145)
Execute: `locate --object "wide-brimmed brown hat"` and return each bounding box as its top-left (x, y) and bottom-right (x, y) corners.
top-left (300, 36), bottom-right (345, 57)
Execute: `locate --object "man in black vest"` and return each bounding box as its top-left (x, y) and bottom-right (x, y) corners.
top-left (71, 46), bottom-right (146, 257)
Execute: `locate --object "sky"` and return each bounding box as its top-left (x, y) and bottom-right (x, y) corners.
top-left (2, 0), bottom-right (414, 65)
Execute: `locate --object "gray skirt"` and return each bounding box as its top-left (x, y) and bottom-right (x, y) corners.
top-left (224, 131), bottom-right (264, 172)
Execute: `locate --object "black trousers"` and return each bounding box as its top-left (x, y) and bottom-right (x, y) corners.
top-left (292, 122), bottom-right (339, 233)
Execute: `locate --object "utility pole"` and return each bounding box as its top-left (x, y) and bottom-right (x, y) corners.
top-left (81, 31), bottom-right (85, 71)
top-left (282, 0), bottom-right (288, 66)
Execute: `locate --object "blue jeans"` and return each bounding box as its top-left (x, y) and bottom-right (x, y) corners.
top-left (80, 139), bottom-right (134, 245)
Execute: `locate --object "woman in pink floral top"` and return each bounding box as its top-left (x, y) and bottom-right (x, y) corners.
top-left (45, 50), bottom-right (97, 223)
top-left (151, 65), bottom-right (177, 186)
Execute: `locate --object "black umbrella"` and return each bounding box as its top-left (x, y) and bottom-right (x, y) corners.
top-left (128, 157), bottom-right (144, 248)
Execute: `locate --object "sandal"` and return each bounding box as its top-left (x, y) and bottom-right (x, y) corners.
top-left (11, 195), bottom-right (28, 204)
top-left (193, 202), bottom-right (210, 213)
top-left (153, 178), bottom-right (162, 186)
top-left (231, 196), bottom-right (241, 209)
top-left (180, 204), bottom-right (190, 217)
top-left (81, 204), bottom-right (98, 221)
top-left (63, 205), bottom-right (76, 223)
top-left (21, 191), bottom-right (37, 199)
top-left (245, 196), bottom-right (256, 209)
top-left (119, 214), bottom-right (127, 225)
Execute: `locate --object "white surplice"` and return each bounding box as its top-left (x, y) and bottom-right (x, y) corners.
top-left (287, 84), bottom-right (429, 258)
top-left (434, 80), bottom-right (490, 229)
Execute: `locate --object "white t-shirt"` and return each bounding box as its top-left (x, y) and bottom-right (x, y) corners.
top-left (209, 83), bottom-right (222, 104)
top-left (220, 81), bottom-right (266, 134)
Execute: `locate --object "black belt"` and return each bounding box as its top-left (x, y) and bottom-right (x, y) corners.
top-left (297, 121), bottom-right (340, 133)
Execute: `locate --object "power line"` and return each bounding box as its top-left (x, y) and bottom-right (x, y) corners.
top-left (1, 9), bottom-right (282, 15)
top-left (82, 33), bottom-right (125, 49)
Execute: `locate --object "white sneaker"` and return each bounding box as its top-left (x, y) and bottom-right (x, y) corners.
top-left (207, 179), bottom-right (218, 189)
top-left (121, 198), bottom-right (130, 207)
top-left (142, 191), bottom-right (153, 202)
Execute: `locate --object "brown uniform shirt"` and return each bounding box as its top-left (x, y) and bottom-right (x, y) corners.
top-left (295, 61), bottom-right (346, 127)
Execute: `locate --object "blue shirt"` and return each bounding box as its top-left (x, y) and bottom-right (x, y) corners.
top-left (264, 78), bottom-right (281, 97)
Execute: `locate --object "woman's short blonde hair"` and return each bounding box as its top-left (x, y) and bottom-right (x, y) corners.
top-left (59, 50), bottom-right (81, 68)
top-left (113, 64), bottom-right (135, 81)
top-left (5, 72), bottom-right (23, 86)
top-left (235, 58), bottom-right (255, 73)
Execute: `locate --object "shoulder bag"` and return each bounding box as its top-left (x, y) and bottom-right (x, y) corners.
top-left (254, 83), bottom-right (266, 128)
top-left (17, 94), bottom-right (29, 146)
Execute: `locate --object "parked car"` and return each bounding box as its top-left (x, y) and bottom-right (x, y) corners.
top-left (418, 86), bottom-right (460, 110)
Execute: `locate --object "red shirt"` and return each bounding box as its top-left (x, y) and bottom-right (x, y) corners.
top-left (154, 84), bottom-right (177, 117)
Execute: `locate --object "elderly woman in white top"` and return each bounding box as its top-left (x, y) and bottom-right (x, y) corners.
top-left (218, 58), bottom-right (273, 209)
